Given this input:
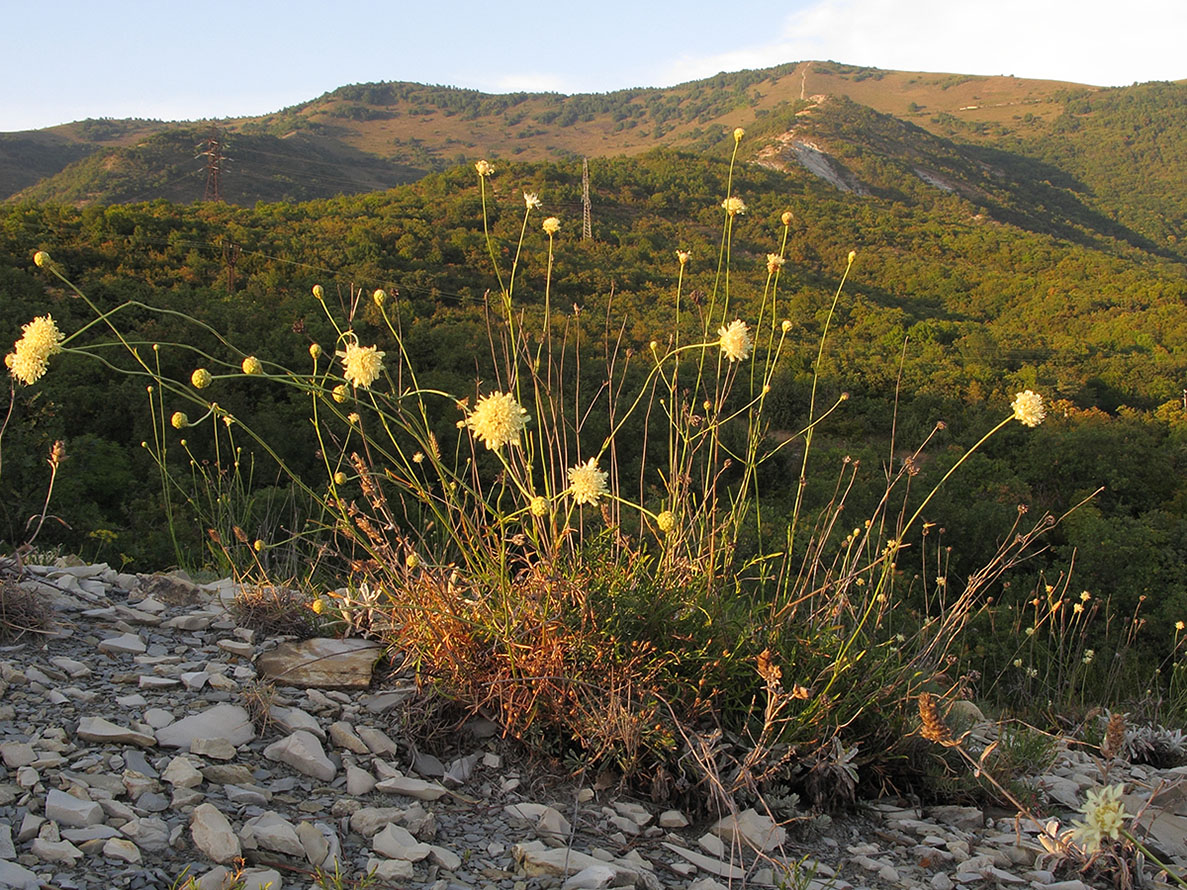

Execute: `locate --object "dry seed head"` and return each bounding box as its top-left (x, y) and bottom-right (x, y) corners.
top-left (918, 693), bottom-right (954, 745)
top-left (1101, 712), bottom-right (1126, 761)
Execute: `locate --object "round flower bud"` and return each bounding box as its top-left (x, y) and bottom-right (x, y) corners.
top-left (405, 553), bottom-right (421, 570)
top-left (781, 319), bottom-right (792, 333)
top-left (241, 355), bottom-right (262, 375)
top-left (847, 250), bottom-right (857, 264)
top-left (733, 127), bottom-right (745, 142)
top-left (657, 510), bottom-right (677, 533)
top-left (253, 540), bottom-right (265, 552)
top-left (191, 368), bottom-right (212, 389)
top-left (332, 384), bottom-right (349, 404)
top-left (309, 343), bottom-right (322, 359)
top-left (312, 284), bottom-right (325, 300)
top-left (333, 471), bottom-right (347, 485)
top-left (781, 211), bottom-right (793, 226)
top-left (529, 495), bottom-right (549, 517)
top-left (170, 412), bottom-right (188, 430)
top-left (33, 250), bottom-right (50, 268)
top-left (373, 289), bottom-right (387, 306)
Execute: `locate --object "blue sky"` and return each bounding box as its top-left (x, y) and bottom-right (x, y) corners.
top-left (2, 0), bottom-right (1183, 132)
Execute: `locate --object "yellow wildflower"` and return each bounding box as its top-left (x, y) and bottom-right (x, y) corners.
top-left (718, 319), bottom-right (753, 362)
top-left (339, 341), bottom-right (385, 389)
top-left (465, 391), bottom-right (530, 450)
top-left (676, 250), bottom-right (690, 266)
top-left (568, 458), bottom-right (609, 506)
top-left (475, 159), bottom-right (494, 177)
top-left (721, 196), bottom-right (747, 216)
top-left (191, 368), bottom-right (212, 389)
top-left (241, 356), bottom-right (262, 375)
top-left (523, 191), bottom-right (542, 211)
top-left (6, 315), bottom-right (64, 385)
top-left (733, 127), bottom-right (745, 142)
top-left (529, 495), bottom-right (549, 517)
top-left (1012, 390), bottom-right (1045, 427)
top-left (1069, 785), bottom-right (1128, 852)
top-left (656, 511), bottom-right (677, 533)
top-left (542, 217), bottom-right (560, 235)
top-left (170, 412), bottom-right (188, 430)
top-left (766, 253), bottom-right (785, 275)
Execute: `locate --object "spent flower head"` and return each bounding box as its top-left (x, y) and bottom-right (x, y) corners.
top-left (568, 458), bottom-right (609, 506)
top-left (339, 341), bottom-right (385, 389)
top-left (475, 159), bottom-right (494, 177)
top-left (1069, 785), bottom-right (1129, 852)
top-left (781, 210), bottom-right (794, 226)
top-left (523, 191), bottom-right (542, 211)
top-left (542, 217), bottom-right (560, 235)
top-left (1012, 390), bottom-right (1045, 427)
top-left (464, 391), bottom-right (530, 451)
top-left (676, 250), bottom-right (690, 266)
top-left (722, 196), bottom-right (747, 217)
top-left (766, 253), bottom-right (786, 275)
top-left (718, 319), bottom-right (753, 363)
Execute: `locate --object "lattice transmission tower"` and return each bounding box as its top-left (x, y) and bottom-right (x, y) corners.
top-left (197, 131), bottom-right (228, 202)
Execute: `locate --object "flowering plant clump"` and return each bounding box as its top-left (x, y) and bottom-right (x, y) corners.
top-left (718, 319), bottom-right (753, 362)
top-left (463, 391), bottom-right (530, 451)
top-left (5, 315), bottom-right (64, 385)
top-left (339, 340), bottom-right (385, 389)
top-left (567, 458), bottom-right (609, 506)
top-left (1012, 389), bottom-right (1045, 427)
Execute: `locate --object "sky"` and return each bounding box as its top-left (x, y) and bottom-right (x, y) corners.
top-left (2, 0), bottom-right (1183, 133)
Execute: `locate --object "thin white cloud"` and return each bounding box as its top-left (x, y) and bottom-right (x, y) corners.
top-left (657, 0), bottom-right (1185, 88)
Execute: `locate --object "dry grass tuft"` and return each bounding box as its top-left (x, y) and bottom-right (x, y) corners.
top-left (0, 579), bottom-right (53, 642)
top-left (230, 584), bottom-right (322, 639)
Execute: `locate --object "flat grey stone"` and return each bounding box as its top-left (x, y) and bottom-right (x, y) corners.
top-left (76, 716), bottom-right (155, 747)
top-left (256, 638), bottom-right (382, 688)
top-left (191, 803), bottom-right (242, 864)
top-left (263, 730), bottom-right (337, 781)
top-left (155, 704), bottom-right (255, 748)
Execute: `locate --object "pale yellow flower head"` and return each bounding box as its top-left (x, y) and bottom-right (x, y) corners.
top-left (733, 127), bottom-right (745, 142)
top-left (1069, 785), bottom-right (1128, 852)
top-left (529, 495), bottom-right (549, 517)
top-left (718, 319), bottom-right (753, 363)
top-left (465, 391), bottom-right (530, 451)
top-left (568, 458), bottom-right (609, 506)
top-left (766, 253), bottom-right (785, 275)
top-left (542, 217), bottom-right (560, 235)
top-left (6, 315), bottom-right (64, 385)
top-left (339, 341), bottom-right (385, 389)
top-left (171, 412), bottom-right (188, 430)
top-left (241, 356), bottom-right (262, 376)
top-left (721, 196), bottom-right (747, 217)
top-left (523, 191), bottom-right (542, 211)
top-left (781, 319), bottom-right (793, 333)
top-left (475, 159), bottom-right (494, 177)
top-left (1011, 390), bottom-right (1045, 427)
top-left (656, 510), bottom-right (677, 534)
top-left (191, 368), bottom-right (213, 389)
